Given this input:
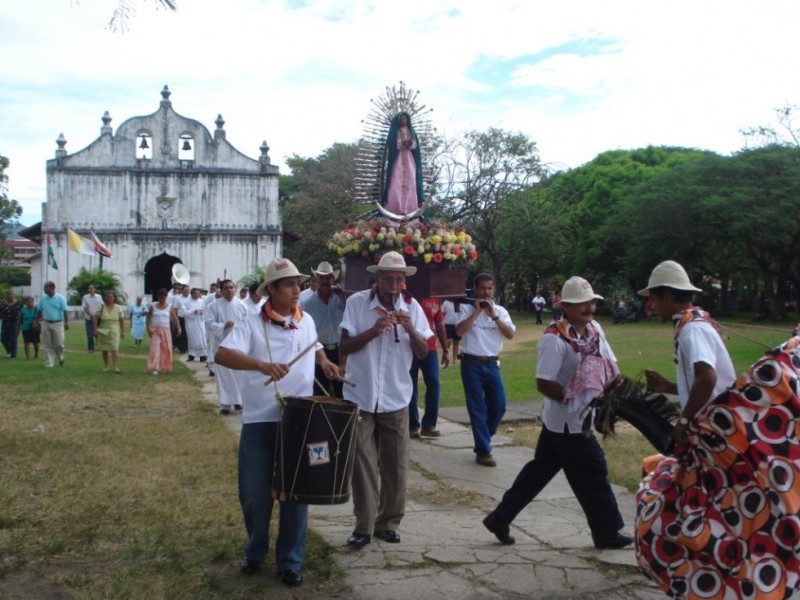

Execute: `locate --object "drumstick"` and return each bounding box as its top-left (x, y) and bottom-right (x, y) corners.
top-left (263, 327), bottom-right (333, 386)
top-left (264, 338), bottom-right (319, 386)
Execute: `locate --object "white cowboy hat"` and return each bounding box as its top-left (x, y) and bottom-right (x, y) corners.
top-left (554, 276), bottom-right (603, 308)
top-left (256, 258), bottom-right (310, 297)
top-left (312, 261), bottom-right (340, 280)
top-left (638, 260), bottom-right (702, 296)
top-left (366, 251), bottom-right (417, 276)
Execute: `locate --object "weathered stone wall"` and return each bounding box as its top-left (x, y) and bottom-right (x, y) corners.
top-left (36, 87), bottom-right (281, 299)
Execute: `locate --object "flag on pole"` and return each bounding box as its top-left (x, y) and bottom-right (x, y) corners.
top-left (67, 228), bottom-right (96, 256)
top-left (90, 230), bottom-right (113, 259)
top-left (46, 232), bottom-right (58, 269)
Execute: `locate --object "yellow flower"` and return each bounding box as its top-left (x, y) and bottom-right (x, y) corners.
top-left (424, 253), bottom-right (433, 264)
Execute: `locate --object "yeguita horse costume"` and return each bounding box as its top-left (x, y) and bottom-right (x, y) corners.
top-left (633, 338), bottom-right (800, 598)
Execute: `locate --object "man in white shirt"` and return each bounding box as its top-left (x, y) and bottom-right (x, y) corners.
top-left (340, 251), bottom-right (432, 549)
top-left (179, 287), bottom-right (208, 362)
top-left (215, 258), bottom-right (339, 587)
top-left (639, 260), bottom-right (736, 447)
top-left (241, 282), bottom-right (266, 316)
top-left (205, 280), bottom-right (246, 414)
top-left (81, 284), bottom-right (103, 352)
top-left (531, 290), bottom-right (546, 324)
top-left (483, 276), bottom-right (631, 550)
top-left (455, 273), bottom-right (516, 467)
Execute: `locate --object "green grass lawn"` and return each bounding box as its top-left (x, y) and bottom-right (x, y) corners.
top-left (0, 325), bottom-right (344, 600)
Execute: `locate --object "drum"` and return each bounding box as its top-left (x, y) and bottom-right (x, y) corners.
top-left (272, 396), bottom-right (359, 505)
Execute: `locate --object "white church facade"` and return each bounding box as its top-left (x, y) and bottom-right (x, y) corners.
top-left (32, 86), bottom-right (282, 300)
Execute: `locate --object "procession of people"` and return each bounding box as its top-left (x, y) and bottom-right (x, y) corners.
top-left (5, 250), bottom-right (799, 596)
top-left (4, 104), bottom-right (798, 598)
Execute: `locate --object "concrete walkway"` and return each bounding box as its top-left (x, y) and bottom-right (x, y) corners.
top-left (188, 360), bottom-right (662, 599)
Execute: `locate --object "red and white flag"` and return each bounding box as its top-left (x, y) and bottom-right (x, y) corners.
top-left (90, 230), bottom-right (113, 259)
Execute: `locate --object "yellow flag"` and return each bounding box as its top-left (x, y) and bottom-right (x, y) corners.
top-left (67, 228), bottom-right (95, 255)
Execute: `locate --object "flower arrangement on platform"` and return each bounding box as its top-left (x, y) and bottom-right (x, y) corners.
top-left (328, 219), bottom-right (478, 266)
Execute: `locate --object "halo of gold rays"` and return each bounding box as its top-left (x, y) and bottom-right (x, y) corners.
top-left (354, 81), bottom-right (436, 206)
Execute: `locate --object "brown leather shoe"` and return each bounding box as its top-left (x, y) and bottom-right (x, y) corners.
top-left (420, 428), bottom-right (441, 437)
top-left (410, 429), bottom-right (421, 439)
top-left (476, 453), bottom-right (496, 467)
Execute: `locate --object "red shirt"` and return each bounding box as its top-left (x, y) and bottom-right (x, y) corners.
top-left (419, 297), bottom-right (443, 352)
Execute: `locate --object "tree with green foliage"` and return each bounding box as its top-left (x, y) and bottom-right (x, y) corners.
top-left (543, 146), bottom-right (710, 288)
top-left (436, 128), bottom-right (542, 294)
top-left (492, 186), bottom-right (572, 310)
top-left (0, 154), bottom-right (23, 236)
top-left (0, 267), bottom-right (31, 288)
top-left (68, 268), bottom-right (127, 306)
top-left (281, 143), bottom-right (362, 269)
top-left (622, 145), bottom-right (800, 318)
top-left (237, 267), bottom-right (266, 288)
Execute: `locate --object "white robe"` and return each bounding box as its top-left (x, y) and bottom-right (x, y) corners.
top-left (205, 297), bottom-right (246, 407)
top-left (180, 298), bottom-right (208, 358)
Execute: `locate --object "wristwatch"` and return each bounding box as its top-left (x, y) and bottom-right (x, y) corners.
top-left (492, 315), bottom-right (500, 321)
top-left (678, 416), bottom-right (689, 427)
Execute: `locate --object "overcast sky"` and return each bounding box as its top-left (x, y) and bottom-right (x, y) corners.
top-left (3, 0), bottom-right (800, 225)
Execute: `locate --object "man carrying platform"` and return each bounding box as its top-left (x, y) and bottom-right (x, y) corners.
top-left (300, 261), bottom-right (346, 398)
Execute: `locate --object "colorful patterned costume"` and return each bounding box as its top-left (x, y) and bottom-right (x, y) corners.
top-left (635, 337), bottom-right (800, 598)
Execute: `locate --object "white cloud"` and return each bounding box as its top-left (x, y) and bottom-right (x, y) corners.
top-left (3, 0), bottom-right (800, 225)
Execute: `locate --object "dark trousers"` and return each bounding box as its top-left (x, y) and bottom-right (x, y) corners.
top-left (1, 321), bottom-right (18, 357)
top-left (173, 316), bottom-right (188, 353)
top-left (312, 346), bottom-right (343, 398)
top-left (84, 318), bottom-right (95, 351)
top-left (494, 424), bottom-right (624, 540)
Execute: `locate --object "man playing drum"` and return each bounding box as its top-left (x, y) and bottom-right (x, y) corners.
top-left (339, 251), bottom-right (432, 549)
top-left (215, 258), bottom-right (340, 588)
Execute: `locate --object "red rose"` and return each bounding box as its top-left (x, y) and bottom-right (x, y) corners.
top-left (403, 245), bottom-right (414, 255)
top-left (433, 253), bottom-right (443, 263)
top-left (470, 250), bottom-right (478, 260)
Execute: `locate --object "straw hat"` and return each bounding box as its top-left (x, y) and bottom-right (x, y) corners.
top-left (256, 258), bottom-right (310, 297)
top-left (553, 276), bottom-right (603, 308)
top-left (311, 261), bottom-right (340, 280)
top-left (366, 251), bottom-right (417, 276)
top-left (638, 260), bottom-right (702, 296)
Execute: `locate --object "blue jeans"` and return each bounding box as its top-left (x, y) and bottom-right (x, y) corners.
top-left (493, 425), bottom-right (624, 540)
top-left (84, 318), bottom-right (95, 351)
top-left (460, 360), bottom-right (506, 456)
top-left (238, 422), bottom-right (308, 571)
top-left (409, 350), bottom-right (440, 431)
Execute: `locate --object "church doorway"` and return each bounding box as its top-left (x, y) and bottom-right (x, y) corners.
top-left (144, 252), bottom-right (183, 301)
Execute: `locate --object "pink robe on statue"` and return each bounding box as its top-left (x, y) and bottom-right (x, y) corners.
top-left (385, 126), bottom-right (418, 216)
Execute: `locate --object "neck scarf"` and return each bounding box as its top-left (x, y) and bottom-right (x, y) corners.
top-left (548, 318), bottom-right (599, 356)
top-left (260, 300), bottom-right (303, 329)
top-left (672, 306), bottom-right (719, 364)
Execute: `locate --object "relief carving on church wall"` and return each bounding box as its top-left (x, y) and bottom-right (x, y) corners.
top-left (156, 196), bottom-right (176, 219)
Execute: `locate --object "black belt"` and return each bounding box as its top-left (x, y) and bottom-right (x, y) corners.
top-left (44, 319), bottom-right (63, 323)
top-left (323, 344), bottom-right (339, 352)
top-left (459, 353), bottom-right (498, 365)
